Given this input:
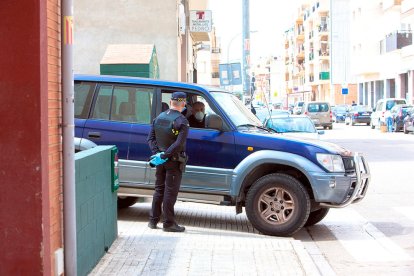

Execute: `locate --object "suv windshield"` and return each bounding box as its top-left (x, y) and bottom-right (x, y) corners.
top-left (211, 91), bottom-right (262, 127)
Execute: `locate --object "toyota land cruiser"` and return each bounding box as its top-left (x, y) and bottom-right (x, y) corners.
top-left (74, 75), bottom-right (370, 236)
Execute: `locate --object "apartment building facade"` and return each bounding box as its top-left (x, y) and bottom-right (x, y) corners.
top-left (194, 27), bottom-right (221, 86)
top-left (74, 0), bottom-right (211, 83)
top-left (350, 0), bottom-right (414, 107)
top-left (285, 0), bottom-right (357, 105)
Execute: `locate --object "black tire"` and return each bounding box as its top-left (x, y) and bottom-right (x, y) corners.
top-left (304, 208), bottom-right (330, 227)
top-left (245, 173), bottom-right (311, 237)
top-left (117, 196), bottom-right (139, 209)
top-left (366, 122), bottom-right (370, 126)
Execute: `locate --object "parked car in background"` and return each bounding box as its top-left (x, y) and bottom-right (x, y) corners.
top-left (370, 98), bottom-right (407, 129)
top-left (345, 105), bottom-right (372, 126)
top-left (332, 104), bottom-right (349, 123)
top-left (263, 115), bottom-right (324, 139)
top-left (403, 106), bottom-right (414, 134)
top-left (288, 103), bottom-right (295, 114)
top-left (293, 101), bottom-right (304, 114)
top-left (301, 101), bottom-right (333, 129)
top-left (390, 104), bottom-right (413, 132)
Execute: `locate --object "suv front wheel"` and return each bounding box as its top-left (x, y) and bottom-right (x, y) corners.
top-left (245, 173), bottom-right (311, 237)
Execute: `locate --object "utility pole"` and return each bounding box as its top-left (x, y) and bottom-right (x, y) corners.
top-left (242, 0), bottom-right (250, 96)
top-left (62, 0), bottom-right (77, 274)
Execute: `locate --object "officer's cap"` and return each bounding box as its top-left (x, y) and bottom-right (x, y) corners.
top-left (171, 91), bottom-right (186, 102)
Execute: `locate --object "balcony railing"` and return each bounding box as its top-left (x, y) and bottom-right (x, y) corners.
top-left (318, 24), bottom-right (328, 33)
top-left (211, 47), bottom-right (221, 54)
top-left (319, 49), bottom-right (329, 56)
top-left (309, 75), bottom-right (315, 82)
top-left (309, 52), bottom-right (314, 60)
top-left (382, 31), bottom-right (412, 53)
top-left (309, 30), bottom-right (314, 39)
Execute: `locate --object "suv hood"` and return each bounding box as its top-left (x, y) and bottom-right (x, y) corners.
top-left (238, 130), bottom-right (353, 157)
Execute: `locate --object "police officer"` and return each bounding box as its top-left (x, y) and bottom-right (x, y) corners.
top-left (147, 91), bottom-right (189, 232)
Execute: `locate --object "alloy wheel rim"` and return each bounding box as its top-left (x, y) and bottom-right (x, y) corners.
top-left (258, 187), bottom-right (295, 225)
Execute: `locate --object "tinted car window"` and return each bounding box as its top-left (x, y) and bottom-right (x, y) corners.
top-left (308, 103), bottom-right (329, 112)
top-left (386, 100), bottom-right (406, 110)
top-left (91, 85), bottom-right (154, 123)
top-left (92, 85), bottom-right (113, 120)
top-left (74, 82), bottom-right (95, 119)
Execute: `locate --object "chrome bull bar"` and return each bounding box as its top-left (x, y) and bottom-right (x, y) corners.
top-left (320, 152), bottom-right (371, 208)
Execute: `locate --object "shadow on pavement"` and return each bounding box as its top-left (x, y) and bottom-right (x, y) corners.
top-left (118, 201), bottom-right (262, 235)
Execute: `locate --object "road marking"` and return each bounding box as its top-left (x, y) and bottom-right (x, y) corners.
top-left (394, 206), bottom-right (414, 221)
top-left (322, 208), bottom-right (413, 262)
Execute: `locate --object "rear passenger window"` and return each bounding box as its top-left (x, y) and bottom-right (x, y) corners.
top-left (92, 85), bottom-right (113, 120)
top-left (308, 104), bottom-right (319, 112)
top-left (91, 85), bottom-right (154, 123)
top-left (74, 82), bottom-right (95, 119)
top-left (319, 103), bottom-right (329, 112)
top-left (308, 103), bottom-right (329, 112)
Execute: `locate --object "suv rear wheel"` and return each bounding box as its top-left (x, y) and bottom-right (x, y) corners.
top-left (117, 196), bottom-right (139, 209)
top-left (245, 173), bottom-right (310, 237)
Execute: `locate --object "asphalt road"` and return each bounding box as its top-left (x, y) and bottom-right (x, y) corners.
top-left (293, 122), bottom-right (414, 275)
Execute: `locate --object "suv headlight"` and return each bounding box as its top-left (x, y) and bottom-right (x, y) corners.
top-left (316, 153), bottom-right (345, 172)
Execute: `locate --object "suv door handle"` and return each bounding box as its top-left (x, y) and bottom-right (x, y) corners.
top-left (88, 132), bottom-right (101, 139)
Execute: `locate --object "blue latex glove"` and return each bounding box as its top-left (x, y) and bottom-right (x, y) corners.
top-left (149, 152), bottom-right (168, 167)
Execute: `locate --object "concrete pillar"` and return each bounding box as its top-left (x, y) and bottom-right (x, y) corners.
top-left (384, 79), bottom-right (389, 98)
top-left (371, 81), bottom-right (375, 107)
top-left (409, 70), bottom-right (414, 104)
top-left (0, 1), bottom-right (50, 275)
top-left (395, 74), bottom-right (402, 98)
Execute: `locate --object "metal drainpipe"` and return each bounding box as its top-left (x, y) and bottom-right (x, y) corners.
top-left (61, 0), bottom-right (77, 274)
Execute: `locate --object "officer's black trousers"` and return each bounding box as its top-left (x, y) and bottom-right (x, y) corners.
top-left (150, 160), bottom-right (182, 227)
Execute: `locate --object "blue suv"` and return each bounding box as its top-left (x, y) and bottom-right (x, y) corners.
top-left (74, 75), bottom-right (371, 236)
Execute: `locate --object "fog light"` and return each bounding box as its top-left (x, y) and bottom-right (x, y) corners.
top-left (329, 179), bottom-right (336, 188)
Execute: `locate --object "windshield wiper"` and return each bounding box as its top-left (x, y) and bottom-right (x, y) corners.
top-left (237, 124), bottom-right (277, 133)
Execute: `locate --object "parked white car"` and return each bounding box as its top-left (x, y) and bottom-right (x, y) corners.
top-left (370, 98), bottom-right (407, 129)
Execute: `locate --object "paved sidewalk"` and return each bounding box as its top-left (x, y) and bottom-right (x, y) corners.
top-left (90, 202), bottom-right (320, 276)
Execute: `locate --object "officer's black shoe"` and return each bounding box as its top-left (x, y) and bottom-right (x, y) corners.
top-left (163, 223), bottom-right (185, 232)
top-left (148, 221), bottom-right (158, 229)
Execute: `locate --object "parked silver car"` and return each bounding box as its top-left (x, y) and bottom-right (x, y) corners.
top-left (301, 101), bottom-right (333, 129)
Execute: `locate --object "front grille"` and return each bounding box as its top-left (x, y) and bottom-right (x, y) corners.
top-left (342, 156), bottom-right (356, 173)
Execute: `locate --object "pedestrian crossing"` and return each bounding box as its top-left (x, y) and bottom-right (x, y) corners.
top-left (393, 206), bottom-right (414, 221)
top-left (321, 208), bottom-right (413, 263)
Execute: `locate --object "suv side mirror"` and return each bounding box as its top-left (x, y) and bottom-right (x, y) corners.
top-left (205, 114), bottom-right (223, 131)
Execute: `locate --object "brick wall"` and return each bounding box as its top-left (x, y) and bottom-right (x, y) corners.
top-left (47, 0), bottom-right (63, 275)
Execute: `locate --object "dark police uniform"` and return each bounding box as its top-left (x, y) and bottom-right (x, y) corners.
top-left (147, 92), bottom-right (189, 231)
